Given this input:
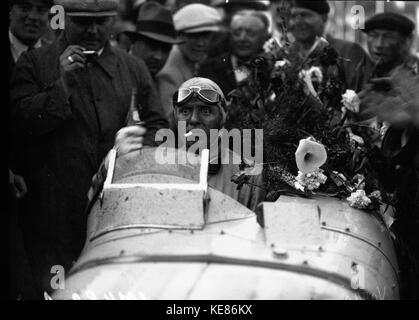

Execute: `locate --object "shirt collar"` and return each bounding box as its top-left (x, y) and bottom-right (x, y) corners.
top-left (9, 29), bottom-right (42, 62)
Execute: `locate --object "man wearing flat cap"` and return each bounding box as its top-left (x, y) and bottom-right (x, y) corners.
top-left (156, 3), bottom-right (222, 123)
top-left (287, 0), bottom-right (346, 112)
top-left (363, 12), bottom-right (417, 78)
top-left (10, 0), bottom-right (168, 297)
top-left (287, 0), bottom-right (371, 92)
top-left (359, 13), bottom-right (419, 298)
top-left (125, 1), bottom-right (182, 79)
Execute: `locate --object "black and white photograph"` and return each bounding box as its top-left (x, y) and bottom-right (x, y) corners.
top-left (6, 0), bottom-right (419, 304)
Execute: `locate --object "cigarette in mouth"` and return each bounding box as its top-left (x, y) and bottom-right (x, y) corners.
top-left (185, 131), bottom-right (193, 138)
top-left (83, 50), bottom-right (96, 54)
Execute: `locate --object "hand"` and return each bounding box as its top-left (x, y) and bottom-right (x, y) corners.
top-left (114, 125), bottom-right (147, 158)
top-left (361, 68), bottom-right (419, 128)
top-left (9, 169), bottom-right (28, 199)
top-left (59, 45), bottom-right (87, 97)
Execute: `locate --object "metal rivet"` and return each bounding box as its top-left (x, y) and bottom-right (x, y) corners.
top-left (190, 230), bottom-right (194, 234)
top-left (273, 247), bottom-right (288, 258)
top-left (345, 227), bottom-right (351, 232)
top-left (321, 221), bottom-right (326, 226)
top-left (220, 230), bottom-right (225, 235)
top-left (302, 260), bottom-right (308, 265)
top-left (318, 246), bottom-right (324, 252)
top-left (377, 241), bottom-right (382, 247)
top-left (270, 243), bottom-right (275, 248)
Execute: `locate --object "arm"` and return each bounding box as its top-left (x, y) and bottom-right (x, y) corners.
top-left (10, 51), bottom-right (73, 138)
top-left (87, 126), bottom-right (147, 208)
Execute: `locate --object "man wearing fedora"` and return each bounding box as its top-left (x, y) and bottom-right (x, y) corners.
top-left (156, 3), bottom-right (222, 122)
top-left (125, 1), bottom-right (182, 79)
top-left (10, 0), bottom-right (168, 297)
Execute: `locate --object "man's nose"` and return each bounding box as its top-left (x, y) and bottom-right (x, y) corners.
top-left (154, 48), bottom-right (163, 60)
top-left (189, 108), bottom-right (201, 125)
top-left (237, 30), bottom-right (247, 41)
top-left (27, 7), bottom-right (42, 20)
top-left (196, 35), bottom-right (209, 47)
top-left (87, 23), bottom-right (99, 33)
top-left (374, 35), bottom-right (385, 48)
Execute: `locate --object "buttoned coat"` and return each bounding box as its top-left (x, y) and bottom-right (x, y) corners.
top-left (10, 34), bottom-right (168, 293)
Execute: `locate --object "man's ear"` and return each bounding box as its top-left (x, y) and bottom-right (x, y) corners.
top-left (404, 34), bottom-right (414, 51)
top-left (321, 14), bottom-right (328, 23)
top-left (108, 16), bottom-right (116, 28)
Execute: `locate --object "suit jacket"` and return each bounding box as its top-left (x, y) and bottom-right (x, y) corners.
top-left (156, 45), bottom-right (197, 121)
top-left (198, 52), bottom-right (237, 98)
top-left (10, 34), bottom-right (167, 293)
top-left (326, 35), bottom-right (374, 92)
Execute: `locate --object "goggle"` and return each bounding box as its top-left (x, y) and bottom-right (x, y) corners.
top-left (173, 86), bottom-right (222, 106)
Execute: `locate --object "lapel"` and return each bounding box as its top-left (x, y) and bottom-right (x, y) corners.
top-left (94, 42), bottom-right (118, 79)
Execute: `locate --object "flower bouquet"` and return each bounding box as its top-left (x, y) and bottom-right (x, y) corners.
top-left (229, 32), bottom-right (390, 212)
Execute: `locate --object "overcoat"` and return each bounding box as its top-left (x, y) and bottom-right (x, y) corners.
top-left (10, 34), bottom-right (168, 294)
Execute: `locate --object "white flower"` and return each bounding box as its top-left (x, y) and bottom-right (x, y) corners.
top-left (275, 59), bottom-right (290, 68)
top-left (342, 89), bottom-right (360, 113)
top-left (299, 66), bottom-right (323, 83)
top-left (295, 137), bottom-right (328, 174)
top-left (380, 121), bottom-right (390, 137)
top-left (299, 67), bottom-right (323, 98)
top-left (369, 190), bottom-right (382, 201)
top-left (352, 174), bottom-right (366, 190)
top-left (263, 37), bottom-right (282, 54)
top-left (347, 189), bottom-right (372, 209)
top-left (295, 168), bottom-right (327, 191)
top-left (349, 132), bottom-right (365, 147)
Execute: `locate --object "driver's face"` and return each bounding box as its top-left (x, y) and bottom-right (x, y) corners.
top-left (174, 96), bottom-right (222, 148)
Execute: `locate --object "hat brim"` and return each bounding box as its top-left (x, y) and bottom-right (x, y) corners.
top-left (125, 31), bottom-right (184, 44)
top-left (66, 11), bottom-right (118, 17)
top-left (180, 25), bottom-right (221, 33)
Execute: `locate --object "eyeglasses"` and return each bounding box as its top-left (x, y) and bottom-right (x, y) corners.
top-left (173, 86), bottom-right (222, 106)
